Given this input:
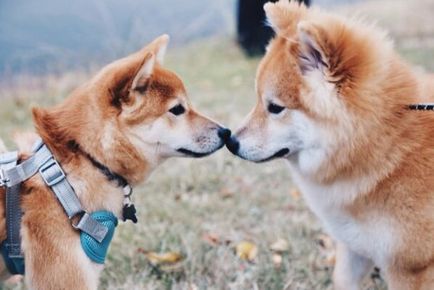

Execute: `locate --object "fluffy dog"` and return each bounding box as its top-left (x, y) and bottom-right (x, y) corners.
top-left (227, 1), bottom-right (434, 289)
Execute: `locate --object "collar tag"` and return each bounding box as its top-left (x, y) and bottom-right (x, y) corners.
top-left (122, 185), bottom-right (137, 223)
top-left (122, 203), bottom-right (138, 223)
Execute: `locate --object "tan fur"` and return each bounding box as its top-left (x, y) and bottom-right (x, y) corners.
top-left (231, 1), bottom-right (434, 289)
top-left (0, 35), bottom-right (225, 289)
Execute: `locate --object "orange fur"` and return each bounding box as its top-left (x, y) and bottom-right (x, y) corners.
top-left (230, 1), bottom-right (434, 289)
top-left (0, 35), bottom-right (226, 289)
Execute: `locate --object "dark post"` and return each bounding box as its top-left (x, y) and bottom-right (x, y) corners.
top-left (237, 0), bottom-right (311, 56)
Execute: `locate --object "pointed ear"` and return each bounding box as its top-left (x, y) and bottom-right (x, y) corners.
top-left (264, 0), bottom-right (307, 38)
top-left (296, 21), bottom-right (330, 74)
top-left (148, 34), bottom-right (170, 64)
top-left (131, 52), bottom-right (156, 92)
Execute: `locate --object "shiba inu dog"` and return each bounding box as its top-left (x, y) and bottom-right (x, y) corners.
top-left (0, 35), bottom-right (231, 289)
top-left (227, 1), bottom-right (434, 289)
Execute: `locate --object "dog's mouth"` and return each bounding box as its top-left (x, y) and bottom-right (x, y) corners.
top-left (256, 148), bottom-right (290, 163)
top-left (177, 143), bottom-right (224, 158)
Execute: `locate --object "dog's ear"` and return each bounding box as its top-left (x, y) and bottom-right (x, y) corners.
top-left (98, 36), bottom-right (169, 108)
top-left (131, 52), bottom-right (156, 92)
top-left (296, 21), bottom-right (331, 75)
top-left (107, 51), bottom-right (156, 108)
top-left (264, 0), bottom-right (307, 38)
top-left (148, 34), bottom-right (170, 64)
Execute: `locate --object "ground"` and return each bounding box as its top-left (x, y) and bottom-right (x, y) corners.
top-left (0, 0), bottom-right (433, 289)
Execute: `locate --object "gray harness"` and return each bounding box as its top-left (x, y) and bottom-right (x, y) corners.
top-left (0, 151), bottom-right (23, 273)
top-left (0, 139), bottom-right (124, 273)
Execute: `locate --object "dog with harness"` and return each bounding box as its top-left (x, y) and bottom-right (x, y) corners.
top-left (0, 34), bottom-right (230, 289)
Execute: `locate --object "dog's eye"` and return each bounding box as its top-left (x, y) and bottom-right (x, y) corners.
top-left (268, 102), bottom-right (285, 114)
top-left (169, 104), bottom-right (185, 116)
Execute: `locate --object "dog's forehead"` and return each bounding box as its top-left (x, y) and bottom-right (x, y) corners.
top-left (151, 65), bottom-right (186, 99)
top-left (256, 37), bottom-right (300, 104)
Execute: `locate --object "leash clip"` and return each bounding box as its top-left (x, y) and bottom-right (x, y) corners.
top-left (123, 184), bottom-right (133, 199)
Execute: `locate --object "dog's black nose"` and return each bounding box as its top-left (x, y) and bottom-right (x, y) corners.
top-left (226, 137), bottom-right (240, 155)
top-left (218, 128), bottom-right (232, 143)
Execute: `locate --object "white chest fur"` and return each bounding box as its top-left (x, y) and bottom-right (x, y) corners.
top-left (288, 165), bottom-right (397, 267)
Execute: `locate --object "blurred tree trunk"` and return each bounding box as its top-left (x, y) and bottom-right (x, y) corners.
top-left (237, 0), bottom-right (311, 56)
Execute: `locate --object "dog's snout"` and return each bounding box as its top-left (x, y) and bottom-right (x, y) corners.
top-left (226, 136), bottom-right (240, 155)
top-left (217, 128), bottom-right (232, 143)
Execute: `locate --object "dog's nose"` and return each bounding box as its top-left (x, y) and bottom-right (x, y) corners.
top-left (217, 128), bottom-right (232, 143)
top-left (226, 137), bottom-right (240, 155)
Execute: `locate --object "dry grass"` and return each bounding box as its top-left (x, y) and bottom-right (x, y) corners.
top-left (1, 0), bottom-right (433, 289)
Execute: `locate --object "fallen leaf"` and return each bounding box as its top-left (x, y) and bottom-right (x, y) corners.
top-left (316, 234), bottom-right (334, 251)
top-left (202, 232), bottom-right (220, 246)
top-left (270, 238), bottom-right (289, 253)
top-left (236, 241), bottom-right (258, 262)
top-left (316, 234), bottom-right (336, 267)
top-left (140, 250), bottom-right (184, 266)
top-left (219, 188), bottom-right (235, 199)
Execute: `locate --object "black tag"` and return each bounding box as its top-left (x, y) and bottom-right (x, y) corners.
top-left (122, 203), bottom-right (138, 223)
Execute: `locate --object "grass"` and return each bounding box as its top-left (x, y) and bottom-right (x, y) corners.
top-left (1, 0), bottom-right (433, 289)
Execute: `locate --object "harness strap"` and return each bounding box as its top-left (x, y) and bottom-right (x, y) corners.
top-left (39, 157), bottom-right (82, 218)
top-left (5, 185), bottom-right (22, 258)
top-left (1, 141), bottom-right (52, 188)
top-left (0, 151), bottom-right (25, 274)
top-left (37, 148), bottom-right (109, 243)
top-left (1, 139), bottom-right (109, 243)
top-left (0, 151), bottom-right (22, 257)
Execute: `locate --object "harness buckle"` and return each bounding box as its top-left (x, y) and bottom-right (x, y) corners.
top-left (39, 158), bottom-right (66, 187)
top-left (72, 211), bottom-right (109, 243)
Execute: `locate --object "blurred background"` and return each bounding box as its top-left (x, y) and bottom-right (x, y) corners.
top-left (0, 0), bottom-right (433, 289)
top-left (3, 0), bottom-right (424, 78)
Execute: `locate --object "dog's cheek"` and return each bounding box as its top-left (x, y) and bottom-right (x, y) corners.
top-left (156, 117), bottom-right (193, 149)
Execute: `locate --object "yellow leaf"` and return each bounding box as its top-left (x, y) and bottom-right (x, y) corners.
top-left (236, 241), bottom-right (258, 262)
top-left (142, 251), bottom-right (184, 266)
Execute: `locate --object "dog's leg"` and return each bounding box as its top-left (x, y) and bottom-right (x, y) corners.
top-left (0, 258), bottom-right (12, 280)
top-left (333, 242), bottom-right (374, 290)
top-left (24, 238), bottom-right (102, 290)
top-left (22, 214), bottom-right (103, 290)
